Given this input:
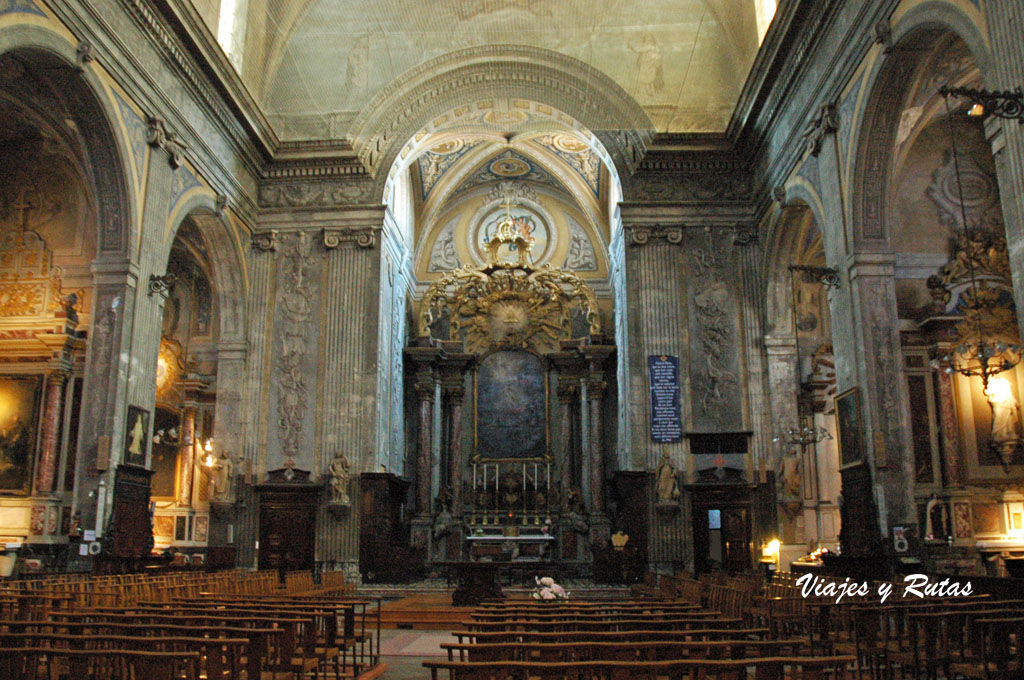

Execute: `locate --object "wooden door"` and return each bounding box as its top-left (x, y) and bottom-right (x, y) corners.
top-left (720, 506), bottom-right (751, 573)
top-left (258, 487), bottom-right (317, 571)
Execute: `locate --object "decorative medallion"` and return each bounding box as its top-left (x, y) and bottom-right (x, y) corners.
top-left (489, 156), bottom-right (531, 177)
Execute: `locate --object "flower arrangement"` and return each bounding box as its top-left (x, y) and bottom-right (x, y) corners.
top-left (532, 576), bottom-right (569, 600)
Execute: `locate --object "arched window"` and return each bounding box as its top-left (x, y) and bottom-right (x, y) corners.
top-left (217, 0), bottom-right (247, 70)
top-left (755, 0), bottom-right (777, 44)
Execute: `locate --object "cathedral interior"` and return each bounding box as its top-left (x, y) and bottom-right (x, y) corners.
top-left (2, 0), bottom-right (1024, 592)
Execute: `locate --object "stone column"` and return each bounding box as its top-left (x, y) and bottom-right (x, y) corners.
top-left (734, 227), bottom-right (772, 480)
top-left (36, 369), bottom-right (68, 494)
top-left (983, 2), bottom-right (1024, 342)
top-left (619, 216), bottom-right (689, 473)
top-left (815, 109), bottom-right (916, 549)
top-left (74, 261), bottom-right (137, 536)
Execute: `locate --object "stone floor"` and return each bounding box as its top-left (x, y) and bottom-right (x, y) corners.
top-left (378, 628), bottom-right (455, 680)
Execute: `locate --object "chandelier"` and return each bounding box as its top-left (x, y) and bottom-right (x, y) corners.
top-left (930, 89), bottom-right (1022, 393)
top-left (773, 423), bottom-right (832, 447)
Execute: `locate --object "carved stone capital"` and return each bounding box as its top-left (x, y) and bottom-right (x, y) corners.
top-left (413, 369), bottom-right (435, 402)
top-left (323, 226), bottom-right (378, 250)
top-left (251, 231), bottom-right (278, 252)
top-left (732, 225), bottom-right (758, 246)
top-left (557, 378), bottom-right (579, 403)
top-left (626, 224), bottom-right (684, 247)
top-left (46, 368), bottom-right (70, 386)
top-left (583, 371), bottom-right (607, 399)
top-left (148, 273), bottom-right (178, 297)
top-left (803, 103), bottom-right (839, 157)
top-left (772, 185), bottom-right (787, 208)
top-left (76, 40), bottom-right (95, 71)
top-left (146, 116), bottom-right (186, 168)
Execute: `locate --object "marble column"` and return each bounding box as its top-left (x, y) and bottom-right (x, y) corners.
top-left (177, 403), bottom-right (197, 506)
top-left (36, 370), bottom-right (68, 494)
top-left (934, 371), bottom-right (964, 487)
top-left (444, 375), bottom-right (466, 517)
top-left (983, 2), bottom-right (1024, 342)
top-left (413, 366), bottom-right (435, 515)
top-left (556, 374), bottom-right (578, 509)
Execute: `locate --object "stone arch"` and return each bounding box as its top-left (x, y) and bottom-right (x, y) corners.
top-left (850, 2), bottom-right (990, 246)
top-left (162, 194), bottom-right (249, 347)
top-left (0, 25), bottom-right (135, 258)
top-left (763, 196), bottom-right (827, 338)
top-left (349, 45), bottom-right (653, 187)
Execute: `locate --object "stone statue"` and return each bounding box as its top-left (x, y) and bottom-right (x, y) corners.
top-left (566, 487), bottom-right (589, 534)
top-left (329, 453), bottom-right (351, 505)
top-left (212, 451), bottom-right (233, 500)
top-left (655, 452), bottom-right (681, 504)
top-left (989, 390), bottom-right (1021, 445)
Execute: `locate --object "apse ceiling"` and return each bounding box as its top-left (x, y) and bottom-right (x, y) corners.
top-left (227, 0), bottom-right (764, 141)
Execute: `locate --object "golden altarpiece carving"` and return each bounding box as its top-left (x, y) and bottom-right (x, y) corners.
top-left (407, 201), bottom-right (615, 568)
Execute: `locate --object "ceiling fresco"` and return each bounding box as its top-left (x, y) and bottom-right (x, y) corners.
top-left (246, 0), bottom-right (762, 140)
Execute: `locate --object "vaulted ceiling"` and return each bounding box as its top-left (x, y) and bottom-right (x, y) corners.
top-left (221, 0), bottom-right (764, 141)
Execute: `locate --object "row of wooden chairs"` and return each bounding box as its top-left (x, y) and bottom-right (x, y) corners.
top-left (0, 571), bottom-right (376, 680)
top-left (424, 655), bottom-right (857, 679)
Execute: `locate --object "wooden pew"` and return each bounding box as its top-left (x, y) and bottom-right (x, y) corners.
top-left (423, 655), bottom-right (856, 680)
top-left (451, 627), bottom-right (772, 645)
top-left (441, 637), bottom-right (807, 662)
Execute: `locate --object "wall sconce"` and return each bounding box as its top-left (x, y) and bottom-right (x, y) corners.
top-left (762, 538), bottom-right (781, 560)
top-left (203, 439), bottom-right (215, 467)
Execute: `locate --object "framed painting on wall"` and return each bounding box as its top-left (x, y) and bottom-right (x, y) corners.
top-left (0, 375), bottom-right (42, 493)
top-left (835, 387), bottom-right (864, 467)
top-left (123, 405), bottom-right (150, 467)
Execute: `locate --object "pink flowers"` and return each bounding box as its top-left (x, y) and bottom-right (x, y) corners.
top-left (532, 576), bottom-right (569, 600)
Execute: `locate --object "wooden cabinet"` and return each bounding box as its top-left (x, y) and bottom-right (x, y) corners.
top-left (257, 483), bottom-right (318, 572)
top-left (359, 473), bottom-right (422, 582)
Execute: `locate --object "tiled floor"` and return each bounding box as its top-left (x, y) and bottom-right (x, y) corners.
top-left (378, 628), bottom-right (454, 680)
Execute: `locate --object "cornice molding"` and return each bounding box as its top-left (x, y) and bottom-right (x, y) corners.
top-left (49, 0), bottom-right (263, 222)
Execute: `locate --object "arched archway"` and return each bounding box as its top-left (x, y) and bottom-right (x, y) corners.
top-left (0, 28), bottom-right (135, 565)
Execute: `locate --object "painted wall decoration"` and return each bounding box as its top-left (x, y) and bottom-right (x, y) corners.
top-left (123, 405), bottom-right (149, 468)
top-left (835, 387), bottom-right (863, 467)
top-left (475, 351), bottom-right (547, 460)
top-left (0, 375), bottom-right (41, 492)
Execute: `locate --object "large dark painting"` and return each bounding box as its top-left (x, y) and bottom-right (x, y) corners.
top-left (0, 375), bottom-right (41, 493)
top-left (836, 386), bottom-right (863, 467)
top-left (476, 351), bottom-right (546, 459)
top-left (150, 408), bottom-right (180, 499)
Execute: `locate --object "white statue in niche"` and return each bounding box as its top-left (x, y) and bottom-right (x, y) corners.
top-left (329, 453), bottom-right (351, 505)
top-left (211, 451), bottom-right (234, 501)
top-left (655, 452), bottom-right (681, 504)
top-left (986, 376), bottom-right (1021, 466)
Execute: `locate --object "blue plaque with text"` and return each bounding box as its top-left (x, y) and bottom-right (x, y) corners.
top-left (649, 355), bottom-right (682, 443)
